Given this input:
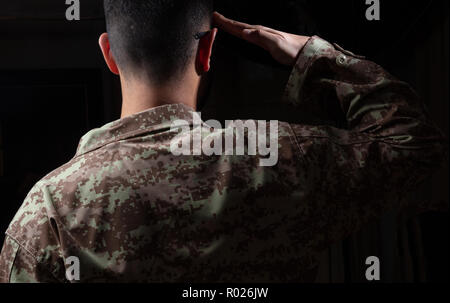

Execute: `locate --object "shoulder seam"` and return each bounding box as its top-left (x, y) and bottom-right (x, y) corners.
top-left (4, 234), bottom-right (65, 283)
top-left (5, 233), bottom-right (39, 261)
top-left (0, 236), bottom-right (20, 283)
top-left (286, 123), bottom-right (307, 165)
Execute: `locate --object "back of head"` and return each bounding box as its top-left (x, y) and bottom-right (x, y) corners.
top-left (104, 0), bottom-right (213, 84)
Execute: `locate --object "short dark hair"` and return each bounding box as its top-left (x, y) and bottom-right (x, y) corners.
top-left (104, 0), bottom-right (213, 83)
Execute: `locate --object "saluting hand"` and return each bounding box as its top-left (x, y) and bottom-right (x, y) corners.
top-left (213, 12), bottom-right (310, 66)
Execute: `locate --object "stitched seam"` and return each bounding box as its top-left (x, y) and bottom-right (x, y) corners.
top-left (5, 233), bottom-right (38, 259)
top-left (287, 124), bottom-right (307, 164)
top-left (5, 234), bottom-right (64, 283)
top-left (0, 238), bottom-right (19, 282)
top-left (8, 241), bottom-right (22, 283)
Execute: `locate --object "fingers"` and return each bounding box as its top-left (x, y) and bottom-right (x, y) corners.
top-left (213, 12), bottom-right (280, 50)
top-left (213, 12), bottom-right (310, 66)
top-left (242, 29), bottom-right (279, 53)
top-left (213, 12), bottom-right (253, 39)
top-left (213, 12), bottom-right (282, 36)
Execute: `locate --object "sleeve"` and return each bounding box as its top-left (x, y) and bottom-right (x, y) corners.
top-left (0, 236), bottom-right (19, 283)
top-left (0, 236), bottom-right (60, 283)
top-left (1, 182), bottom-right (68, 283)
top-left (283, 36), bottom-right (448, 252)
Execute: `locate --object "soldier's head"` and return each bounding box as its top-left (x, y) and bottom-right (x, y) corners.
top-left (100, 0), bottom-right (216, 87)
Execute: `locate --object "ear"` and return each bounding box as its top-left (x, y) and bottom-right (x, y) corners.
top-left (99, 33), bottom-right (120, 75)
top-left (196, 28), bottom-right (218, 74)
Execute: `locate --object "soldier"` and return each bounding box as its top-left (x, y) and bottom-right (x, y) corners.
top-left (0, 0), bottom-right (446, 282)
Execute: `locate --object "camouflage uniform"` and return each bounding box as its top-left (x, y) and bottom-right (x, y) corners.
top-left (0, 36), bottom-right (446, 282)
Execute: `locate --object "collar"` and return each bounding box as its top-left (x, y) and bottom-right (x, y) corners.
top-left (76, 103), bottom-right (195, 156)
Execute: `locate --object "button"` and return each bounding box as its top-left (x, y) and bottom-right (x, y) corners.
top-left (336, 54), bottom-right (347, 66)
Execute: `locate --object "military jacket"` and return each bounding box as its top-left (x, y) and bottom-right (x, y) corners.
top-left (0, 37), bottom-right (446, 282)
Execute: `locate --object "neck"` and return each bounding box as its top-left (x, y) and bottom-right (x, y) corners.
top-left (120, 71), bottom-right (200, 119)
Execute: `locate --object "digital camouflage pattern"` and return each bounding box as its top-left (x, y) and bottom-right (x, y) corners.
top-left (0, 36), bottom-right (446, 283)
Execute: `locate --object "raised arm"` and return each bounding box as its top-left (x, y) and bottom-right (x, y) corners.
top-left (214, 12), bottom-right (447, 253)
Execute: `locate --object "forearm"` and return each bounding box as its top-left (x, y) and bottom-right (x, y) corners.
top-left (285, 36), bottom-right (446, 156)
